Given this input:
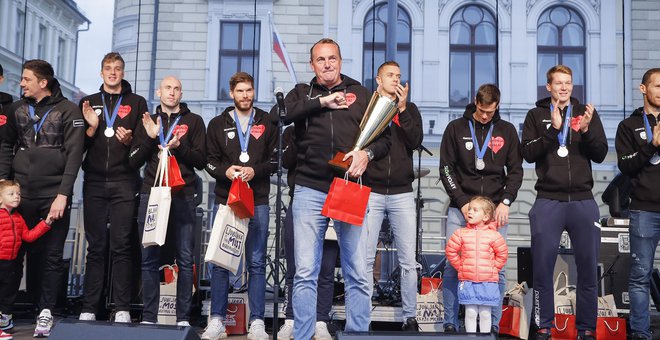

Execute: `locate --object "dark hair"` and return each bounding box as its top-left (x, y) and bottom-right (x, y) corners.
top-left (641, 68), bottom-right (660, 86)
top-left (23, 59), bottom-right (54, 90)
top-left (546, 65), bottom-right (572, 84)
top-left (0, 63), bottom-right (4, 76)
top-left (309, 38), bottom-right (342, 61)
top-left (475, 84), bottom-right (500, 105)
top-left (101, 52), bottom-right (125, 70)
top-left (229, 72), bottom-right (254, 91)
top-left (377, 61), bottom-right (400, 75)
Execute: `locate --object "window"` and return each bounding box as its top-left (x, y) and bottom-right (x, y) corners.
top-left (38, 24), bottom-right (47, 59)
top-left (449, 5), bottom-right (497, 107)
top-left (362, 4), bottom-right (411, 93)
top-left (15, 8), bottom-right (25, 54)
top-left (57, 38), bottom-right (66, 75)
top-left (537, 6), bottom-right (586, 102)
top-left (218, 21), bottom-right (260, 100)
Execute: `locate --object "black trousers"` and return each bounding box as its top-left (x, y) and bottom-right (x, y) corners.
top-left (0, 259), bottom-right (21, 313)
top-left (81, 180), bottom-right (138, 313)
top-left (283, 203), bottom-right (339, 321)
top-left (529, 198), bottom-right (600, 332)
top-left (17, 196), bottom-right (72, 311)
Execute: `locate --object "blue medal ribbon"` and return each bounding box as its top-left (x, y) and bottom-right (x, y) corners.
top-left (553, 104), bottom-right (572, 147)
top-left (28, 105), bottom-right (54, 134)
top-left (233, 109), bottom-right (255, 159)
top-left (468, 120), bottom-right (494, 162)
top-left (643, 110), bottom-right (654, 145)
top-left (101, 93), bottom-right (123, 129)
top-left (158, 114), bottom-right (182, 148)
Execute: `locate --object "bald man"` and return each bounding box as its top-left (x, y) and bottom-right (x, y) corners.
top-left (129, 76), bottom-right (207, 325)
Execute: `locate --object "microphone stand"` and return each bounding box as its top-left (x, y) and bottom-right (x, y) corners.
top-left (271, 101), bottom-right (286, 340)
top-left (414, 145), bottom-right (432, 269)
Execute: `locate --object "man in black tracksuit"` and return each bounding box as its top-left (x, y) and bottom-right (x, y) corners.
top-left (0, 59), bottom-right (84, 337)
top-left (439, 84), bottom-right (523, 333)
top-left (522, 65), bottom-right (607, 340)
top-left (0, 63), bottom-right (13, 111)
top-left (616, 68), bottom-right (660, 340)
top-left (363, 61), bottom-right (423, 331)
top-left (77, 52), bottom-right (147, 322)
top-left (129, 76), bottom-right (206, 325)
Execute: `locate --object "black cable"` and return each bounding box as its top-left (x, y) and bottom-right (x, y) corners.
top-left (135, 0), bottom-right (142, 89)
top-left (21, 0), bottom-right (28, 64)
top-left (622, 0), bottom-right (626, 119)
top-left (252, 0), bottom-right (257, 76)
top-left (371, 0), bottom-right (375, 90)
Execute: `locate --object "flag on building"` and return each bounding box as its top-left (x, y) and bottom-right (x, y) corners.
top-left (271, 19), bottom-right (297, 84)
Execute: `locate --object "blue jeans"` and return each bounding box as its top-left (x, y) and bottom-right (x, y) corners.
top-left (292, 185), bottom-right (371, 339)
top-left (208, 204), bottom-right (270, 321)
top-left (365, 191), bottom-right (418, 320)
top-left (628, 210), bottom-right (660, 339)
top-left (442, 207), bottom-right (507, 330)
top-left (138, 193), bottom-right (196, 323)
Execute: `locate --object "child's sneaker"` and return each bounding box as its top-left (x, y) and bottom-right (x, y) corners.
top-left (0, 314), bottom-right (12, 332)
top-left (0, 330), bottom-right (12, 339)
top-left (33, 309), bottom-right (53, 338)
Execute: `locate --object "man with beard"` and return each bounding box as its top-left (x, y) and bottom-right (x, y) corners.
top-left (363, 61), bottom-right (423, 331)
top-left (616, 68), bottom-right (660, 340)
top-left (202, 72), bottom-right (276, 340)
top-left (439, 84), bottom-right (523, 334)
top-left (522, 65), bottom-right (607, 340)
top-left (77, 52), bottom-right (147, 322)
top-left (0, 59), bottom-right (84, 337)
top-left (129, 76), bottom-right (206, 326)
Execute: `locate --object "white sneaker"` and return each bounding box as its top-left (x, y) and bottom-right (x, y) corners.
top-left (140, 320), bottom-right (155, 325)
top-left (314, 321), bottom-right (332, 340)
top-left (177, 321), bottom-right (191, 327)
top-left (0, 314), bottom-right (13, 331)
top-left (33, 309), bottom-right (53, 338)
top-left (201, 317), bottom-right (227, 340)
top-left (78, 312), bottom-right (95, 321)
top-left (277, 319), bottom-right (294, 339)
top-left (247, 319), bottom-right (269, 340)
top-left (114, 311), bottom-right (131, 323)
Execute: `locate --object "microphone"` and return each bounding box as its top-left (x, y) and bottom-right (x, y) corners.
top-left (274, 87), bottom-right (285, 113)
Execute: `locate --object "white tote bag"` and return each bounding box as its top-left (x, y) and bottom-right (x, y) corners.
top-left (205, 204), bottom-right (249, 274)
top-left (142, 149), bottom-right (172, 247)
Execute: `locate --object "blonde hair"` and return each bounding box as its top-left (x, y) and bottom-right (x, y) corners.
top-left (469, 196), bottom-right (496, 222)
top-left (0, 179), bottom-right (20, 192)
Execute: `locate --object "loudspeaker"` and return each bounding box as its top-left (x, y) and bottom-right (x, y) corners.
top-left (49, 319), bottom-right (201, 340)
top-left (336, 331), bottom-right (496, 339)
top-left (517, 247), bottom-right (578, 288)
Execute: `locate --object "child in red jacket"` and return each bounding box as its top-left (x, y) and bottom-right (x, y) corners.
top-left (445, 196), bottom-right (508, 333)
top-left (0, 180), bottom-right (52, 339)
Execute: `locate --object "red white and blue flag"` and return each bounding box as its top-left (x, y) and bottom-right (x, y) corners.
top-left (271, 19), bottom-right (297, 84)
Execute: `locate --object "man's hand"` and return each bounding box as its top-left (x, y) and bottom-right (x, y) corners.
top-left (48, 194), bottom-right (68, 221)
top-left (45, 214), bottom-right (55, 226)
top-left (225, 165), bottom-right (242, 181)
top-left (396, 82), bottom-right (409, 112)
top-left (116, 127), bottom-right (133, 146)
top-left (580, 103), bottom-right (594, 133)
top-left (142, 112), bottom-right (160, 139)
top-left (652, 123), bottom-right (660, 147)
top-left (551, 102), bottom-right (562, 130)
top-left (240, 166), bottom-right (255, 182)
top-left (320, 92), bottom-right (349, 110)
top-left (461, 203), bottom-right (469, 220)
top-left (82, 101), bottom-right (99, 137)
top-left (344, 150), bottom-right (369, 178)
top-left (165, 134), bottom-right (180, 149)
top-left (495, 203), bottom-right (510, 228)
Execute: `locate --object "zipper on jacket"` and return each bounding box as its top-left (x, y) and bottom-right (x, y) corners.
top-left (105, 94), bottom-right (114, 182)
top-left (475, 229), bottom-right (480, 282)
top-left (386, 153), bottom-right (391, 195)
top-left (11, 214), bottom-right (17, 259)
top-left (566, 108), bottom-right (572, 201)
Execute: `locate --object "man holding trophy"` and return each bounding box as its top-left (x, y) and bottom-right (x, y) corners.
top-left (282, 38), bottom-right (390, 339)
top-left (363, 61), bottom-right (423, 331)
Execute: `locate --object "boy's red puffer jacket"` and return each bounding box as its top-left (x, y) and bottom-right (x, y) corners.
top-left (445, 221), bottom-right (508, 283)
top-left (0, 208), bottom-right (50, 260)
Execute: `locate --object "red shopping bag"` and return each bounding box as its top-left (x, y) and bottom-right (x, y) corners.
top-left (552, 314), bottom-right (577, 340)
top-left (166, 156), bottom-right (185, 191)
top-left (420, 276), bottom-right (442, 295)
top-left (227, 177), bottom-right (254, 219)
top-left (499, 305), bottom-right (522, 338)
top-left (596, 317), bottom-right (626, 340)
top-left (321, 176), bottom-right (371, 226)
top-left (225, 293), bottom-right (249, 335)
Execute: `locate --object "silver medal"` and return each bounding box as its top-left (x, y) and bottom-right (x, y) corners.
top-left (476, 158), bottom-right (485, 170)
top-left (104, 127), bottom-right (115, 138)
top-left (650, 152), bottom-right (660, 165)
top-left (557, 146), bottom-right (569, 158)
top-left (239, 152), bottom-right (250, 163)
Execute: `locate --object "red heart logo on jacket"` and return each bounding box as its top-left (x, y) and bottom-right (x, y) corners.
top-left (117, 105), bottom-right (132, 119)
top-left (251, 125), bottom-right (265, 139)
top-left (392, 113), bottom-right (400, 127)
top-left (345, 93), bottom-right (357, 107)
top-left (172, 124), bottom-right (188, 138)
top-left (488, 136), bottom-right (505, 154)
top-left (571, 115), bottom-right (583, 132)
top-left (0, 115), bottom-right (6, 126)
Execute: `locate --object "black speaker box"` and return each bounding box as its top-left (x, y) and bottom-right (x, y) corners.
top-left (336, 331), bottom-right (496, 339)
top-left (49, 319), bottom-right (201, 340)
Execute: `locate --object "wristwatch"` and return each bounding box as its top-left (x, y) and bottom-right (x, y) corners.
top-left (502, 198), bottom-right (511, 206)
top-left (365, 148), bottom-right (374, 161)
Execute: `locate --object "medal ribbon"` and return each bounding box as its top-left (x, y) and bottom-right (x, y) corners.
top-left (28, 105), bottom-right (54, 134)
top-left (101, 93), bottom-right (123, 129)
top-left (233, 109), bottom-right (255, 158)
top-left (643, 110), bottom-right (654, 145)
top-left (158, 114), bottom-right (182, 148)
top-left (552, 104), bottom-right (572, 147)
top-left (469, 120), bottom-right (494, 163)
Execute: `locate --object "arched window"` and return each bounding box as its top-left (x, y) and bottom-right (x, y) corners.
top-left (362, 4), bottom-right (411, 93)
top-left (449, 5), bottom-right (497, 107)
top-left (537, 6), bottom-right (586, 102)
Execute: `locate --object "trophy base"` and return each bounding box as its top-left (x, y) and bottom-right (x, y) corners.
top-left (328, 151), bottom-right (351, 173)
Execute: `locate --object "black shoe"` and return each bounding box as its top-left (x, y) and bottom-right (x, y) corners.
top-left (576, 329), bottom-right (595, 340)
top-left (444, 324), bottom-right (457, 333)
top-left (629, 332), bottom-right (651, 340)
top-left (490, 325), bottom-right (498, 335)
top-left (402, 318), bottom-right (419, 332)
top-left (533, 328), bottom-right (551, 340)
